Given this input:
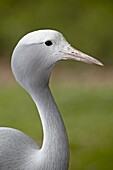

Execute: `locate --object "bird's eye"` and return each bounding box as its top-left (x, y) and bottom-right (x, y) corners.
top-left (45, 40), bottom-right (53, 46)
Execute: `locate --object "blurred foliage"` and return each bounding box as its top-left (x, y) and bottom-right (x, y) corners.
top-left (0, 83), bottom-right (113, 170)
top-left (0, 0), bottom-right (113, 64)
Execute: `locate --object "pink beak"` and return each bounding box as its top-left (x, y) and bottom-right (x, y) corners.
top-left (60, 45), bottom-right (103, 66)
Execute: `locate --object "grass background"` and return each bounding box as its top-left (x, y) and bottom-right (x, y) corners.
top-left (0, 0), bottom-right (113, 169)
top-left (0, 62), bottom-right (113, 170)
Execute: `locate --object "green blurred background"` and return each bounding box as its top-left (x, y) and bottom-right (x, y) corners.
top-left (0, 0), bottom-right (113, 170)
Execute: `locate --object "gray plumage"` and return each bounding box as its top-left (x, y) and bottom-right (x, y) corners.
top-left (0, 29), bottom-right (103, 170)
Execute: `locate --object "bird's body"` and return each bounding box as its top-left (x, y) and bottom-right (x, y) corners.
top-left (0, 29), bottom-right (103, 170)
top-left (0, 127), bottom-right (39, 169)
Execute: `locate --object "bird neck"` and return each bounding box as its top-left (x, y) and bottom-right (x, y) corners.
top-left (30, 85), bottom-right (69, 170)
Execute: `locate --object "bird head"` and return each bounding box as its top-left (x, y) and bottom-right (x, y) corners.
top-left (11, 29), bottom-right (103, 91)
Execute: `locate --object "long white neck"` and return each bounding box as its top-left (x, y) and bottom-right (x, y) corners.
top-left (30, 85), bottom-right (69, 170)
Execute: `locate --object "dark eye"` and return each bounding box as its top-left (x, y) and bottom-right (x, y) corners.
top-left (45, 40), bottom-right (53, 46)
